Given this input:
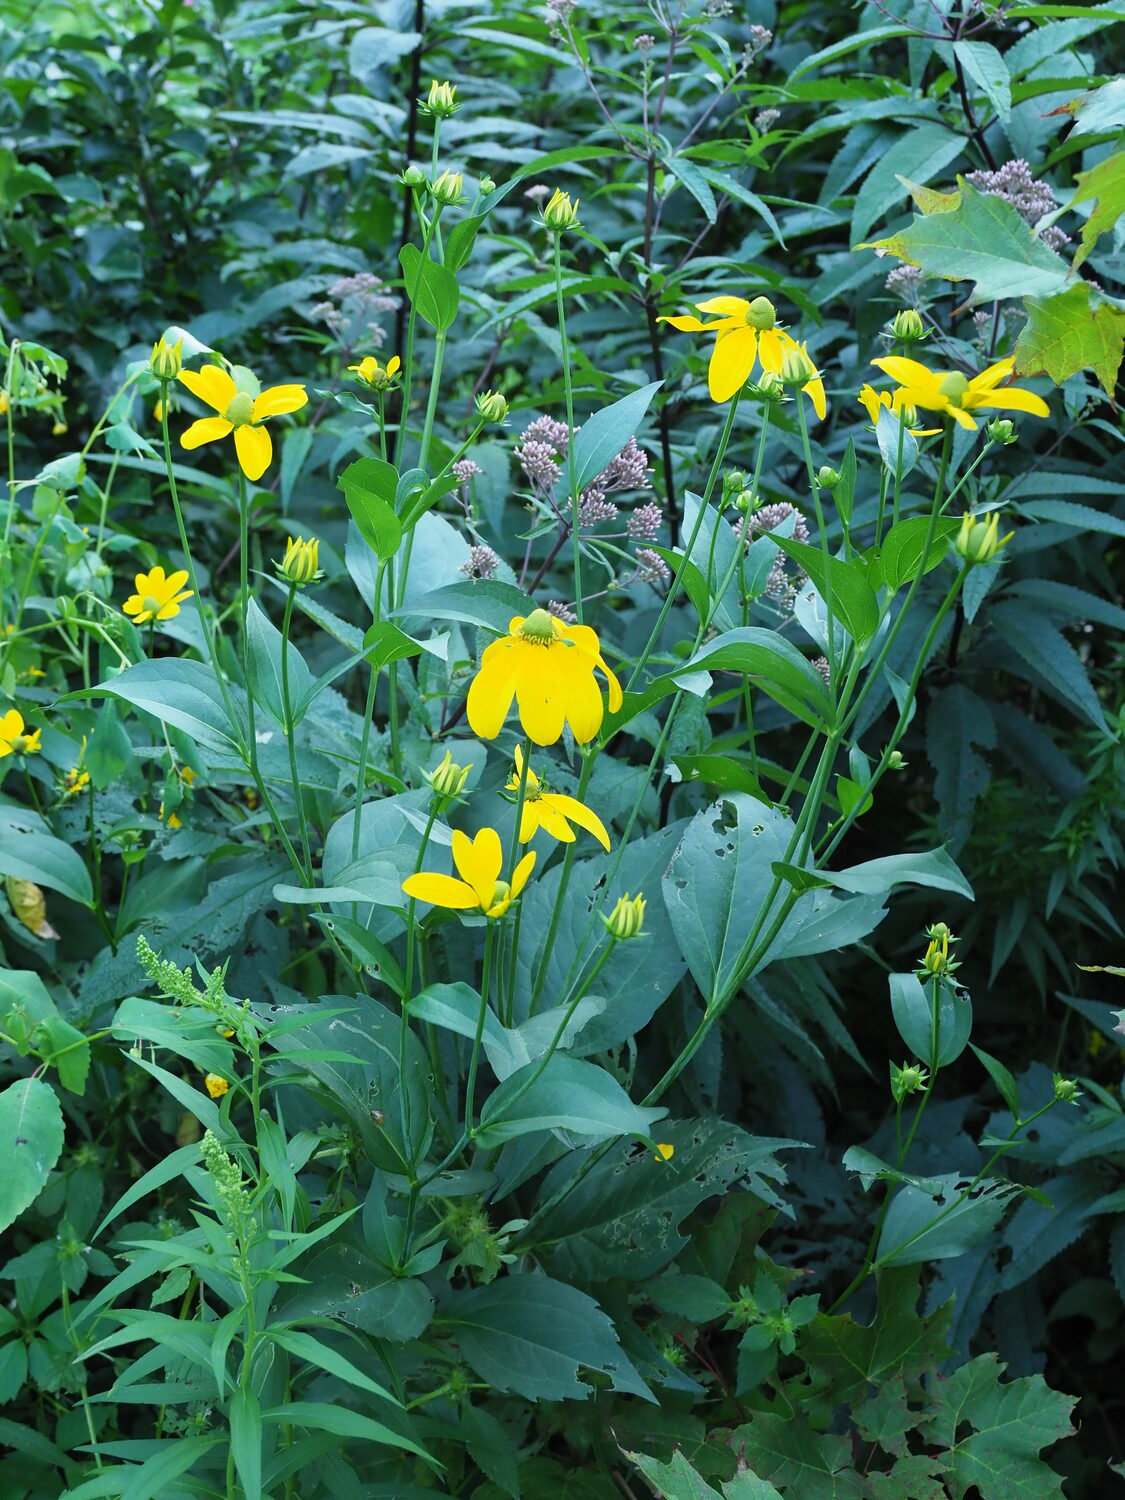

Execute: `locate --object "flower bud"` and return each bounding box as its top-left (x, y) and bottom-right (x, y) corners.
top-left (919, 922), bottom-right (959, 978)
top-left (1053, 1074), bottom-right (1082, 1104)
top-left (431, 169), bottom-right (465, 206)
top-left (604, 891), bottom-right (646, 941)
top-left (732, 489), bottom-right (757, 513)
top-left (479, 174), bottom-right (497, 195)
top-left (722, 469), bottom-right (747, 500)
top-left (150, 337), bottom-right (183, 383)
top-left (745, 296), bottom-right (776, 330)
top-left (52, 419), bottom-right (68, 436)
top-left (779, 344), bottom-right (818, 387)
top-left (756, 371), bottom-right (784, 401)
top-left (899, 403), bottom-right (920, 430)
top-left (424, 79), bottom-right (459, 118)
top-left (987, 417), bottom-right (1017, 445)
top-left (955, 511), bottom-right (1012, 566)
top-left (891, 309), bottom-right (925, 343)
top-left (817, 465), bottom-right (839, 489)
top-left (402, 163), bottom-right (427, 187)
top-left (542, 188), bottom-right (580, 231)
top-left (887, 749), bottom-right (907, 770)
top-left (425, 748), bottom-right (472, 800)
top-left (275, 535), bottom-right (322, 587)
top-left (891, 1060), bottom-right (929, 1102)
top-left (475, 389), bottom-right (509, 424)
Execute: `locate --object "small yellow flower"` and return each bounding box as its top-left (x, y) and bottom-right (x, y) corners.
top-left (467, 609), bottom-right (623, 747)
top-left (122, 565), bottom-right (194, 625)
top-left (653, 1143), bottom-right (674, 1162)
top-left (0, 709), bottom-right (41, 758)
top-left (276, 535), bottom-right (322, 586)
top-left (63, 766), bottom-right (90, 796)
top-left (604, 892), bottom-right (646, 941)
top-left (204, 1073), bottom-right (229, 1099)
top-left (0, 392), bottom-right (9, 416)
top-left (179, 765), bottom-right (197, 787)
top-left (868, 356), bottom-right (1049, 432)
top-left (659, 294), bottom-right (826, 415)
top-left (153, 399), bottom-right (165, 424)
top-left (403, 826), bottom-right (536, 919)
top-left (178, 364), bottom-right (307, 482)
top-left (348, 354), bottom-right (401, 391)
top-left (52, 420), bottom-right (68, 436)
top-left (507, 746), bottom-right (610, 849)
top-left (159, 802), bottom-right (183, 829)
top-left (857, 383), bottom-right (940, 438)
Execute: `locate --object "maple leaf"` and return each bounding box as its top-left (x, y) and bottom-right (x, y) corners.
top-left (1016, 281), bottom-right (1125, 399)
top-left (1068, 148), bottom-right (1125, 270)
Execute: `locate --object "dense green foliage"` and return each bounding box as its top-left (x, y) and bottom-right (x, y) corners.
top-left (1, 0), bottom-right (1124, 1496)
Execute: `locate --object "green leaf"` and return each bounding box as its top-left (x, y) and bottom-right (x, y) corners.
top-left (0, 807), bottom-right (95, 907)
top-left (0, 1078), bottom-right (65, 1233)
top-left (878, 1173), bottom-right (1018, 1265)
top-left (970, 1043), bottom-right (1022, 1117)
top-left (89, 659), bottom-right (244, 754)
top-left (728, 1414), bottom-right (866, 1500)
top-left (851, 121), bottom-right (967, 244)
top-left (863, 180), bottom-right (1071, 306)
top-left (0, 968), bottom-right (89, 1094)
top-left (685, 627), bottom-right (835, 729)
top-left (1015, 281), bottom-right (1125, 398)
top-left (1069, 76), bottom-right (1125, 135)
top-left (438, 1274), bottom-right (652, 1402)
top-left (645, 1273), bottom-right (731, 1323)
top-left (926, 683), bottom-right (996, 852)
top-left (870, 515), bottom-right (959, 592)
top-left (338, 456), bottom-right (402, 562)
top-left (398, 578), bottom-right (533, 633)
top-left (475, 1053), bottom-right (665, 1148)
top-left (769, 536), bottom-right (881, 644)
top-left (399, 243), bottom-right (460, 332)
top-left (1069, 148), bottom-right (1125, 270)
top-left (228, 1387), bottom-right (262, 1500)
top-left (244, 597), bottom-right (313, 729)
top-left (990, 601), bottom-right (1108, 732)
top-left (266, 1327), bottom-right (397, 1402)
top-left (889, 971), bottom-right (972, 1068)
top-left (824, 847), bottom-right (973, 900)
top-left (445, 212), bottom-right (486, 273)
top-left (568, 383), bottom-right (662, 496)
top-left (951, 40), bottom-right (1012, 122)
top-left (664, 154), bottom-right (717, 222)
top-left (627, 1446), bottom-right (780, 1500)
top-left (260, 1399), bottom-right (430, 1459)
top-left (929, 1353), bottom-right (1075, 1499)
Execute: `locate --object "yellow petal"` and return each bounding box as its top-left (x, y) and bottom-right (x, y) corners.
top-left (969, 357), bottom-right (1017, 394)
top-left (455, 826), bottom-right (504, 900)
top-left (519, 802), bottom-right (541, 843)
top-left (234, 422), bottom-right (273, 481)
top-left (387, 355), bottom-right (401, 376)
top-left (947, 405), bottom-right (979, 430)
top-left (402, 872), bottom-right (479, 909)
top-left (534, 800), bottom-right (577, 843)
top-left (871, 356), bottom-right (940, 393)
top-left (544, 792), bottom-right (610, 850)
top-left (708, 326), bottom-right (757, 403)
top-left (758, 327), bottom-right (785, 373)
top-left (511, 849), bottom-right (537, 899)
top-left (970, 388), bottom-right (1050, 418)
top-left (694, 295), bottom-right (748, 319)
top-left (553, 649), bottom-right (605, 743)
top-left (165, 570), bottom-right (190, 593)
top-left (253, 384), bottom-right (308, 419)
top-left (658, 314), bottom-right (720, 332)
top-left (181, 416), bottom-right (233, 450)
top-left (467, 645), bottom-right (519, 739)
top-left (803, 376), bottom-right (827, 421)
top-left (178, 365), bottom-right (237, 413)
top-left (515, 669), bottom-right (566, 746)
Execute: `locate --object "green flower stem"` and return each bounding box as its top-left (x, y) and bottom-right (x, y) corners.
top-left (552, 229), bottom-right (585, 623)
top-left (527, 746), bottom-right (597, 1012)
top-left (0, 341), bottom-right (18, 649)
top-left (462, 921), bottom-right (497, 1135)
top-left (280, 582), bottom-right (314, 883)
top-left (351, 557), bottom-right (391, 865)
top-left (625, 389), bottom-right (743, 694)
top-left (700, 402), bottom-right (773, 636)
top-left (401, 798), bottom-right (440, 1008)
top-left (416, 327), bottom-right (447, 478)
top-left (392, 191), bottom-right (440, 472)
top-left (500, 736), bottom-right (533, 1025)
top-left (889, 410), bottom-right (908, 536)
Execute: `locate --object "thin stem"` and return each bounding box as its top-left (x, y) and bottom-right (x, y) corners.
top-left (280, 583), bottom-right (313, 882)
top-left (553, 230), bottom-right (584, 623)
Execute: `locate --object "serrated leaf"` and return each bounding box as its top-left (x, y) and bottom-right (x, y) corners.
top-left (1069, 148), bottom-right (1125, 270)
top-left (0, 1078), bottom-right (66, 1233)
top-left (862, 180), bottom-right (1070, 306)
top-left (926, 683), bottom-right (996, 851)
top-left (990, 601), bottom-right (1108, 732)
top-left (951, 40), bottom-right (1011, 123)
top-left (1015, 281), bottom-right (1125, 397)
top-left (728, 1414), bottom-right (866, 1500)
top-left (851, 123), bottom-right (967, 244)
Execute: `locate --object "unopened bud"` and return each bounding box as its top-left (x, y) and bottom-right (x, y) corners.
top-left (919, 922), bottom-right (959, 978)
top-left (275, 535), bottom-right (322, 586)
top-left (891, 1060), bottom-right (929, 1102)
top-left (424, 80), bottom-right (459, 117)
top-left (891, 309), bottom-right (925, 343)
top-left (604, 891), bottom-right (646, 940)
top-left (817, 465), bottom-right (839, 489)
top-left (757, 371), bottom-right (784, 401)
top-left (431, 169), bottom-right (465, 206)
top-left (475, 389), bottom-right (509, 424)
top-left (402, 163), bottom-right (426, 187)
top-left (779, 344), bottom-right (818, 387)
top-left (425, 748), bottom-right (472, 800)
top-left (955, 511), bottom-right (1012, 566)
top-left (987, 417), bottom-right (1017, 445)
top-left (1052, 1074), bottom-right (1082, 1104)
top-left (542, 188), bottom-right (580, 231)
top-left (478, 175), bottom-right (496, 195)
top-left (150, 337), bottom-right (183, 383)
top-left (887, 749), bottom-right (907, 770)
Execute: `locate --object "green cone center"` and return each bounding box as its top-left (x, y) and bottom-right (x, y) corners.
top-left (938, 372), bottom-right (970, 405)
top-left (518, 608), bottom-right (561, 644)
top-left (745, 296), bottom-right (777, 330)
top-left (225, 392), bottom-right (256, 427)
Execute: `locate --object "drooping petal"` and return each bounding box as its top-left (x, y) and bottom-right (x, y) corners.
top-left (803, 376), bottom-right (828, 421)
top-left (253, 384), bottom-right (308, 419)
top-left (519, 801), bottom-right (541, 843)
top-left (968, 357), bottom-right (1017, 394)
top-left (544, 792), bottom-right (610, 850)
top-left (510, 849), bottom-right (537, 899)
top-left (467, 643), bottom-right (520, 739)
top-left (181, 416), bottom-right (233, 450)
top-left (970, 388), bottom-right (1051, 418)
top-left (533, 799), bottom-right (578, 843)
top-left (946, 404), bottom-right (980, 431)
top-left (402, 872), bottom-right (479, 909)
top-left (551, 648), bottom-right (605, 743)
top-left (857, 384), bottom-right (886, 425)
top-left (178, 365), bottom-right (237, 414)
top-left (658, 314), bottom-right (723, 332)
top-left (892, 385), bottom-right (948, 413)
top-left (234, 422), bottom-right (273, 481)
top-left (757, 327), bottom-right (785, 373)
top-left (514, 662), bottom-right (567, 746)
top-left (455, 827), bottom-right (503, 903)
top-left (708, 326), bottom-right (758, 403)
top-left (694, 295), bottom-right (749, 319)
top-left (870, 357), bottom-right (942, 395)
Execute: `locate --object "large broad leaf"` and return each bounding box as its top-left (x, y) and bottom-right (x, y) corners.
top-left (1069, 148), bottom-right (1125, 271)
top-left (889, 971), bottom-right (972, 1069)
top-left (1015, 281), bottom-right (1125, 399)
top-left (88, 659), bottom-right (245, 754)
top-left (399, 243), bottom-right (459, 332)
top-left (850, 121), bottom-right (967, 245)
top-left (686, 627), bottom-right (835, 729)
top-left (438, 1274), bottom-right (652, 1401)
top-left (823, 847), bottom-right (973, 901)
top-left (877, 1173), bottom-right (1018, 1265)
top-left (244, 597), bottom-right (313, 729)
top-left (862, 180), bottom-right (1070, 306)
top-left (0, 1078), bottom-right (65, 1233)
top-left (337, 456), bottom-right (402, 562)
top-left (567, 382), bottom-right (661, 496)
top-left (0, 968), bottom-right (89, 1094)
top-left (769, 536), bottom-right (881, 645)
top-left (475, 1053), bottom-right (665, 1147)
top-left (626, 1447), bottom-right (785, 1499)
top-left (663, 795), bottom-right (801, 1006)
top-left (0, 807), bottom-right (94, 907)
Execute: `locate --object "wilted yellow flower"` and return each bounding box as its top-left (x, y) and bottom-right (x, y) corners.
top-left (178, 365), bottom-right (307, 482)
top-left (955, 511), bottom-right (1012, 566)
top-left (63, 766), bottom-right (90, 796)
top-left (204, 1073), bottom-right (229, 1099)
top-left (856, 383), bottom-right (940, 438)
top-left (0, 709), bottom-right (41, 758)
top-left (659, 294), bottom-right (826, 414)
top-left (467, 609), bottom-right (623, 746)
top-left (348, 354), bottom-right (401, 390)
top-left (276, 535), bottom-right (322, 586)
top-left (604, 892), bottom-right (646, 941)
top-left (869, 355), bottom-right (1049, 432)
top-left (507, 746), bottom-right (610, 849)
top-left (122, 565), bottom-right (193, 625)
top-left (542, 188), bottom-right (580, 231)
top-left (403, 826), bottom-right (535, 919)
top-left (150, 337), bottom-right (183, 382)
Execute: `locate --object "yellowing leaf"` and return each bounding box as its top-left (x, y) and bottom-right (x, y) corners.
top-left (859, 180), bottom-right (1071, 306)
top-left (3, 876), bottom-right (59, 940)
top-left (897, 175), bottom-right (961, 215)
top-left (1015, 282), bottom-right (1125, 398)
top-left (1069, 149), bottom-right (1125, 270)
